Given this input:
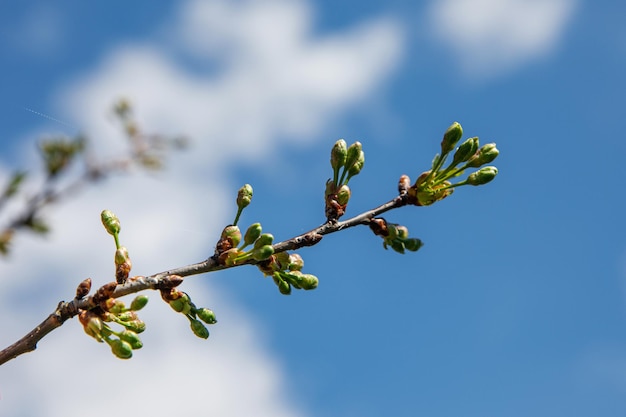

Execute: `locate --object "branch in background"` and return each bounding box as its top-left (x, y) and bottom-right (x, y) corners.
top-left (0, 99), bottom-right (187, 256)
top-left (0, 120), bottom-right (499, 366)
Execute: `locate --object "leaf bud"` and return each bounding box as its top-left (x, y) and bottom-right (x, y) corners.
top-left (330, 139), bottom-right (347, 171)
top-left (398, 174), bottom-right (410, 195)
top-left (196, 308), bottom-right (217, 324)
top-left (110, 339), bottom-right (133, 359)
top-left (190, 319), bottom-right (210, 339)
top-left (237, 184), bottom-right (253, 209)
top-left (441, 122), bottom-right (463, 155)
top-left (243, 223), bottom-right (262, 247)
top-left (130, 295), bottom-right (149, 311)
top-left (467, 166), bottom-right (498, 185)
top-left (75, 278), bottom-right (92, 299)
top-left (101, 210), bottom-right (121, 236)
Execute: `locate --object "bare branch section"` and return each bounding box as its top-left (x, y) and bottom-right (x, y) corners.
top-left (0, 195), bottom-right (407, 366)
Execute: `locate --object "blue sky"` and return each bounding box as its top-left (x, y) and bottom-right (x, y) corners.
top-left (1, 1), bottom-right (625, 416)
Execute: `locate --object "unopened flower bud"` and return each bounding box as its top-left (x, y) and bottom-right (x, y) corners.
top-left (130, 295), bottom-right (149, 311)
top-left (330, 139), bottom-right (347, 171)
top-left (346, 150), bottom-right (364, 181)
top-left (101, 210), bottom-right (121, 235)
top-left (451, 136), bottom-right (479, 166)
top-left (110, 339), bottom-right (133, 359)
top-left (300, 274), bottom-right (318, 290)
top-left (237, 184), bottom-right (253, 209)
top-left (404, 238), bottom-right (423, 252)
top-left (336, 184), bottom-right (351, 206)
top-left (190, 319), bottom-right (209, 339)
top-left (119, 330), bottom-right (143, 349)
top-left (126, 320), bottom-right (146, 334)
top-left (344, 142), bottom-right (363, 174)
top-left (252, 245), bottom-right (274, 261)
top-left (197, 308), bottom-right (217, 324)
top-left (243, 223), bottom-right (262, 247)
top-left (467, 166), bottom-right (498, 185)
top-left (253, 233), bottom-right (274, 249)
top-left (441, 122), bottom-right (463, 156)
top-left (466, 143), bottom-right (499, 168)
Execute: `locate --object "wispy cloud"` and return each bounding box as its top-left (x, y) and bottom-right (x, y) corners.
top-left (0, 0), bottom-right (404, 415)
top-left (428, 0), bottom-right (578, 78)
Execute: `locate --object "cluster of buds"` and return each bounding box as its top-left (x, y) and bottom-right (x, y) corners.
top-left (215, 185), bottom-right (274, 266)
top-left (369, 218), bottom-right (423, 254)
top-left (101, 210), bottom-right (132, 284)
top-left (405, 122), bottom-right (499, 206)
top-left (216, 223), bottom-right (275, 266)
top-left (325, 139), bottom-right (365, 221)
top-left (38, 135), bottom-right (85, 177)
top-left (257, 252), bottom-right (318, 295)
top-left (77, 278), bottom-right (147, 359)
top-left (160, 278), bottom-right (217, 339)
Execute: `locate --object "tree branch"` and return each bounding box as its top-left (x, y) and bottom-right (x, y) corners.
top-left (0, 194), bottom-right (407, 366)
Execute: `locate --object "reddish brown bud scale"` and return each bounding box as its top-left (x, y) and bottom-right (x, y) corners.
top-left (75, 278), bottom-right (92, 299)
top-left (398, 175), bottom-right (410, 195)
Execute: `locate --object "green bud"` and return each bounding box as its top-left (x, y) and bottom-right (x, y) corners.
top-left (466, 143), bottom-right (499, 168)
top-left (108, 299), bottom-right (126, 315)
top-left (110, 339), bottom-right (133, 359)
top-left (253, 233), bottom-right (274, 249)
top-left (390, 240), bottom-right (406, 254)
top-left (237, 184), bottom-right (253, 209)
top-left (330, 139), bottom-right (347, 171)
top-left (451, 136), bottom-right (479, 166)
top-left (221, 225), bottom-right (242, 247)
top-left (190, 319), bottom-right (209, 339)
top-left (119, 330), bottom-right (143, 349)
top-left (130, 295), bottom-right (149, 311)
top-left (344, 142), bottom-right (363, 174)
top-left (196, 308), bottom-right (217, 324)
top-left (169, 298), bottom-right (185, 313)
top-left (243, 223), bottom-right (262, 247)
top-left (115, 246), bottom-right (130, 265)
top-left (441, 122), bottom-right (463, 155)
top-left (467, 166), bottom-right (498, 185)
top-left (252, 245), bottom-right (274, 261)
top-left (100, 210), bottom-right (120, 236)
top-left (404, 238), bottom-right (423, 252)
top-left (300, 274), bottom-right (318, 290)
top-left (273, 273), bottom-right (291, 295)
top-left (117, 311), bottom-right (137, 322)
top-left (336, 184), bottom-right (351, 206)
top-left (396, 225), bottom-right (409, 240)
top-left (346, 150), bottom-right (365, 181)
top-left (287, 253), bottom-right (304, 271)
top-left (125, 320), bottom-right (146, 334)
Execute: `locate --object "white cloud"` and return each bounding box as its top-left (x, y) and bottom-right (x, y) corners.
top-left (0, 0), bottom-right (403, 416)
top-left (428, 0), bottom-right (578, 77)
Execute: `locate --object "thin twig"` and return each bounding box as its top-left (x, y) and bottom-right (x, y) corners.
top-left (0, 194), bottom-right (408, 366)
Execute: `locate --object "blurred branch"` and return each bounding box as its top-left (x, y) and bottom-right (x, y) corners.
top-left (0, 99), bottom-right (187, 256)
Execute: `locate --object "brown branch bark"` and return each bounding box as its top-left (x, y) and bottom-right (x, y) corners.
top-left (0, 194), bottom-right (408, 366)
